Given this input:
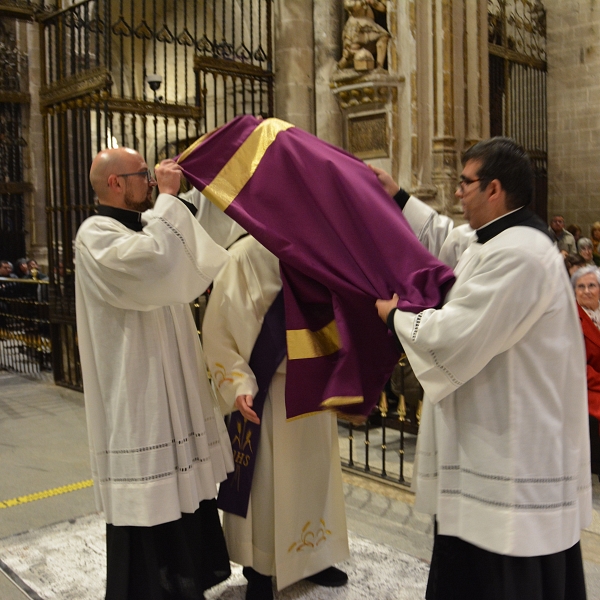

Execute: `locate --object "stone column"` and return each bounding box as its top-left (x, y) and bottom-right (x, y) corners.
top-left (411, 0), bottom-right (488, 217)
top-left (273, 0), bottom-right (315, 132)
top-left (19, 20), bottom-right (48, 267)
top-left (411, 0), bottom-right (436, 203)
top-left (430, 0), bottom-right (460, 216)
top-left (464, 0), bottom-right (489, 146)
top-left (313, 2), bottom-right (342, 146)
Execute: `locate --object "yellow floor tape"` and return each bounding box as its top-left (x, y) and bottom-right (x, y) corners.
top-left (0, 479), bottom-right (94, 509)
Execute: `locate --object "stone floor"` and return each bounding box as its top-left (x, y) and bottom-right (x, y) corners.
top-left (0, 371), bottom-right (599, 599)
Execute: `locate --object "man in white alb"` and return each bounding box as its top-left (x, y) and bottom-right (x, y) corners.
top-left (373, 137), bottom-right (592, 600)
top-left (75, 148), bottom-right (234, 599)
top-left (203, 234), bottom-right (349, 600)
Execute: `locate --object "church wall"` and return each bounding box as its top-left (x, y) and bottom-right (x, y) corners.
top-left (313, 2), bottom-right (343, 147)
top-left (312, 1), bottom-right (488, 221)
top-left (273, 0), bottom-right (315, 133)
top-left (546, 0), bottom-right (600, 236)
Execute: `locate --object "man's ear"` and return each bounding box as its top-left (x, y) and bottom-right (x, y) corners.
top-left (487, 179), bottom-right (504, 207)
top-left (107, 174), bottom-right (121, 191)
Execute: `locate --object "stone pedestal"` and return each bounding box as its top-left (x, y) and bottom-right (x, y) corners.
top-left (331, 71), bottom-right (404, 176)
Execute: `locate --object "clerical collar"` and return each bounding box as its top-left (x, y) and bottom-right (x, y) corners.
top-left (95, 204), bottom-right (144, 231)
top-left (476, 206), bottom-right (551, 244)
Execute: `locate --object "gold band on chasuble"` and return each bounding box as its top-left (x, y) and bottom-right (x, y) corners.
top-left (180, 119), bottom-right (295, 212)
top-left (286, 320), bottom-right (364, 411)
top-left (320, 396), bottom-right (363, 408)
top-left (286, 319), bottom-right (342, 360)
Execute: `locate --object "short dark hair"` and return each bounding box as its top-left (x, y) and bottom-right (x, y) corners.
top-left (565, 253), bottom-right (586, 271)
top-left (462, 137), bottom-right (534, 211)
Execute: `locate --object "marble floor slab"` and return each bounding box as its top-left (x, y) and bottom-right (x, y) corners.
top-left (0, 513), bottom-right (429, 600)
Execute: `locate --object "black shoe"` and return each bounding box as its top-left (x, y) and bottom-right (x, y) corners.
top-left (305, 566), bottom-right (348, 587)
top-left (243, 567), bottom-right (273, 600)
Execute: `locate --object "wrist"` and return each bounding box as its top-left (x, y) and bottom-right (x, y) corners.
top-left (386, 307), bottom-right (398, 332)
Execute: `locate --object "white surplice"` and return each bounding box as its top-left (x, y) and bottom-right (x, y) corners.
top-left (394, 196), bottom-right (592, 557)
top-left (75, 193), bottom-right (234, 527)
top-left (181, 187), bottom-right (246, 249)
top-left (202, 236), bottom-right (349, 590)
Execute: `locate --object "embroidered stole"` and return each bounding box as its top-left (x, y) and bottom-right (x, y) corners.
top-left (217, 290), bottom-right (286, 517)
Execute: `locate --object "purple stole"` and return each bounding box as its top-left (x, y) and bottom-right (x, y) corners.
top-left (217, 290), bottom-right (286, 517)
top-left (178, 115), bottom-right (455, 420)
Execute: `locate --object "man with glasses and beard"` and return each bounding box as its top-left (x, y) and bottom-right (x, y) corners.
top-left (372, 137), bottom-right (592, 600)
top-left (75, 147), bottom-right (234, 599)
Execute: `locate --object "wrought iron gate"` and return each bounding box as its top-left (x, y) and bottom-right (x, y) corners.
top-left (0, 20), bottom-right (28, 266)
top-left (488, 0), bottom-right (547, 221)
top-left (39, 0), bottom-right (274, 389)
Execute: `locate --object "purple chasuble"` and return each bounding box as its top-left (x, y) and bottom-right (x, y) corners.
top-left (178, 115), bottom-right (455, 419)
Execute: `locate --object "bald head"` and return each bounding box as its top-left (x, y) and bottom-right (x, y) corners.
top-left (90, 148), bottom-right (143, 198)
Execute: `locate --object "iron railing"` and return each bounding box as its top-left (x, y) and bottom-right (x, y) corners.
top-left (0, 19), bottom-right (29, 271)
top-left (0, 277), bottom-right (51, 376)
top-left (338, 355), bottom-right (421, 487)
top-left (488, 0), bottom-right (548, 221)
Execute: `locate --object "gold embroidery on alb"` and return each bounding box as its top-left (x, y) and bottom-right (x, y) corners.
top-left (201, 119), bottom-right (294, 211)
top-left (286, 319), bottom-right (341, 360)
top-left (287, 519), bottom-right (332, 553)
top-left (230, 418), bottom-right (254, 491)
top-left (211, 363), bottom-right (244, 388)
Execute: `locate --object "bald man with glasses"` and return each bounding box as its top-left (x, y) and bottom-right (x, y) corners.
top-left (76, 147), bottom-right (234, 599)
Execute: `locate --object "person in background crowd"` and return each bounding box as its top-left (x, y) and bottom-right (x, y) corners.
top-left (549, 214), bottom-right (577, 256)
top-left (14, 258), bottom-right (31, 279)
top-left (591, 221), bottom-right (600, 262)
top-left (27, 259), bottom-right (49, 280)
top-left (0, 260), bottom-right (18, 311)
top-left (12, 258), bottom-right (39, 299)
top-left (567, 223), bottom-right (582, 244)
top-left (578, 237), bottom-right (599, 266)
top-left (572, 265), bottom-right (600, 481)
top-left (0, 260), bottom-right (17, 279)
top-left (566, 253), bottom-right (587, 277)
top-left (372, 137), bottom-right (591, 600)
top-left (75, 147), bottom-right (234, 600)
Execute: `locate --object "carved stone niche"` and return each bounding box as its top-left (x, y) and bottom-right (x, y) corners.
top-left (331, 75), bottom-right (403, 174)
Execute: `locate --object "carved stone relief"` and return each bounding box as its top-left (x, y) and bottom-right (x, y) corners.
top-left (337, 0), bottom-right (390, 76)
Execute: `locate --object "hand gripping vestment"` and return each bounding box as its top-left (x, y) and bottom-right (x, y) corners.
top-left (75, 194), bottom-right (234, 527)
top-left (393, 197), bottom-right (592, 557)
top-left (202, 236), bottom-right (349, 590)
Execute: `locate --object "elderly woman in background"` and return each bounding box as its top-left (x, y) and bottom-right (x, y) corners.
top-left (573, 265), bottom-right (600, 479)
top-left (577, 237), bottom-right (599, 266)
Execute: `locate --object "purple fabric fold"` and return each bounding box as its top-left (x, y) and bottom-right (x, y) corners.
top-left (179, 115), bottom-right (455, 419)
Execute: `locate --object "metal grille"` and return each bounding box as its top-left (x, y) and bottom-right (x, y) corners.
top-left (338, 356), bottom-right (422, 487)
top-left (0, 278), bottom-right (51, 376)
top-left (488, 0), bottom-right (548, 220)
top-left (40, 0), bottom-right (273, 389)
top-left (0, 20), bottom-right (28, 267)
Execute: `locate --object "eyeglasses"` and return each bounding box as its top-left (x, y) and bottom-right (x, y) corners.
top-left (457, 176), bottom-right (482, 190)
top-left (115, 169), bottom-right (154, 183)
top-left (576, 282), bottom-right (599, 291)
